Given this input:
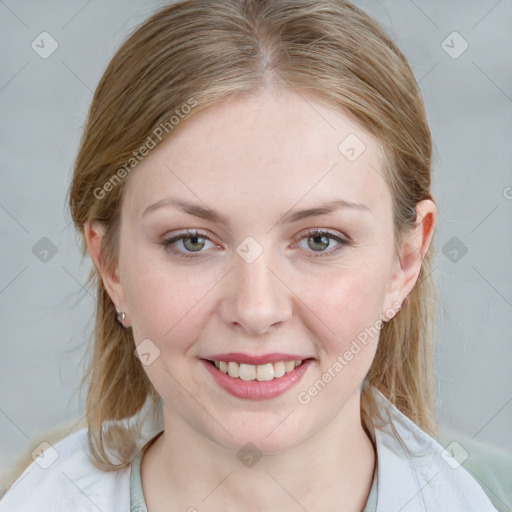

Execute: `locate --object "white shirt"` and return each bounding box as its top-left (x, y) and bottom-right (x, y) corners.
top-left (0, 388), bottom-right (498, 511)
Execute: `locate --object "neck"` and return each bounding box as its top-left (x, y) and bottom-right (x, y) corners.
top-left (141, 391), bottom-right (376, 512)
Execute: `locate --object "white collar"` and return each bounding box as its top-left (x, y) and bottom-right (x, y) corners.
top-left (371, 388), bottom-right (497, 511)
top-left (0, 389), bottom-right (497, 511)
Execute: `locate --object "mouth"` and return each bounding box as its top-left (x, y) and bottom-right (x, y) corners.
top-left (204, 358), bottom-right (311, 382)
top-left (200, 356), bottom-right (314, 400)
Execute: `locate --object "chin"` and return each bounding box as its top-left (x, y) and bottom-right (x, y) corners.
top-left (197, 410), bottom-right (315, 456)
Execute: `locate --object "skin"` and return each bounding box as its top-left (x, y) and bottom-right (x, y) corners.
top-left (85, 88), bottom-right (436, 511)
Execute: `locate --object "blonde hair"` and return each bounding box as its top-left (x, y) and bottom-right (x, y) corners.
top-left (65, 0), bottom-right (438, 471)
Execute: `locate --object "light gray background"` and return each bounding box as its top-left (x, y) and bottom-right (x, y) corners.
top-left (1, 0), bottom-right (511, 479)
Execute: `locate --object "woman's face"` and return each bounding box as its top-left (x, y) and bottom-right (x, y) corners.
top-left (98, 89), bottom-right (427, 452)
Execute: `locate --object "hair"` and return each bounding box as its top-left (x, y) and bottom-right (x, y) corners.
top-left (66, 0), bottom-right (438, 471)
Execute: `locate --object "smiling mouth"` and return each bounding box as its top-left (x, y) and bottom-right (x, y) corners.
top-left (205, 359), bottom-right (310, 381)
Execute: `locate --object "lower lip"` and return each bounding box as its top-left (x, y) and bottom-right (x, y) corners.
top-left (201, 359), bottom-right (313, 400)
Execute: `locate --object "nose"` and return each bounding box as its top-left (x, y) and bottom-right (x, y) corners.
top-left (219, 247), bottom-right (293, 336)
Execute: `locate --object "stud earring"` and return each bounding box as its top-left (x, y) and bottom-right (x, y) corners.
top-left (115, 307), bottom-right (126, 326)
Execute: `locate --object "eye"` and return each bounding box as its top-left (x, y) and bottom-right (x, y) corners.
top-left (296, 228), bottom-right (349, 256)
top-left (160, 228), bottom-right (349, 259)
top-left (161, 229), bottom-right (217, 258)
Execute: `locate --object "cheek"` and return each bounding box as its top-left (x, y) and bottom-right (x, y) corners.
top-left (294, 256), bottom-right (391, 355)
top-left (120, 245), bottom-right (218, 346)
top-left (293, 264), bottom-right (388, 403)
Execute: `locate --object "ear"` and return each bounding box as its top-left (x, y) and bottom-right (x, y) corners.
top-left (84, 220), bottom-right (131, 327)
top-left (382, 199), bottom-right (437, 320)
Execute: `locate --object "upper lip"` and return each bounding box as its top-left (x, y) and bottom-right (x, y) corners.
top-left (203, 352), bottom-right (312, 365)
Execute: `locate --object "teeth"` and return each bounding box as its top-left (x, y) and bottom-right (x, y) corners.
top-left (239, 363), bottom-right (256, 381)
top-left (227, 361), bottom-right (240, 378)
top-left (212, 359), bottom-right (303, 381)
top-left (256, 363), bottom-right (274, 382)
top-left (273, 361), bottom-right (286, 378)
top-left (285, 361), bottom-right (296, 372)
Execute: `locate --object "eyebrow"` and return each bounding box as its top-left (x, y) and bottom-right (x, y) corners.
top-left (142, 196), bottom-right (371, 224)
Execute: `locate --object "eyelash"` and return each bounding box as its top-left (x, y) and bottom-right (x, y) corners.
top-left (160, 228), bottom-right (349, 259)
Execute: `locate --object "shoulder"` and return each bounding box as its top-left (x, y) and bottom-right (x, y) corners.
top-left (436, 428), bottom-right (512, 512)
top-left (0, 428), bottom-right (131, 512)
top-left (371, 388), bottom-right (503, 512)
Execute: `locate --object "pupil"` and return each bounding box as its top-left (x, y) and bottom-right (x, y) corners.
top-left (185, 236), bottom-right (204, 252)
top-left (310, 235), bottom-right (329, 251)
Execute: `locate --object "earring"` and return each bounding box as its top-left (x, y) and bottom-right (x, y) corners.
top-left (115, 307), bottom-right (126, 326)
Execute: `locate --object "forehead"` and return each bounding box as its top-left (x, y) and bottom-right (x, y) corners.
top-left (123, 90), bottom-right (391, 222)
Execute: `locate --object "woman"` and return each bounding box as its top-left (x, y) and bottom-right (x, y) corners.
top-left (0, 1), bottom-right (506, 511)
